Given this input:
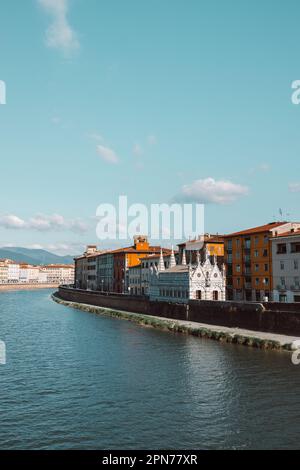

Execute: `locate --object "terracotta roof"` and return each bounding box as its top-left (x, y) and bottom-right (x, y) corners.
top-left (273, 229), bottom-right (300, 239)
top-left (178, 234), bottom-right (224, 247)
top-left (224, 222), bottom-right (288, 237)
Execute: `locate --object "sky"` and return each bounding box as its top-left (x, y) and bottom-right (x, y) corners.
top-left (0, 0), bottom-right (300, 255)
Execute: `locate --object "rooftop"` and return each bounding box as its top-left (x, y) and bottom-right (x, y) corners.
top-left (273, 229), bottom-right (300, 239)
top-left (224, 222), bottom-right (289, 237)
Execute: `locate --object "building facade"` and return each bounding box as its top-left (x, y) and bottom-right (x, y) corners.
top-left (112, 236), bottom-right (169, 293)
top-left (149, 250), bottom-right (226, 304)
top-left (128, 250), bottom-right (174, 296)
top-left (224, 222), bottom-right (300, 301)
top-left (96, 252), bottom-right (114, 292)
top-left (0, 261), bottom-right (8, 284)
top-left (178, 234), bottom-right (225, 267)
top-left (75, 245), bottom-right (100, 290)
top-left (272, 229), bottom-right (300, 302)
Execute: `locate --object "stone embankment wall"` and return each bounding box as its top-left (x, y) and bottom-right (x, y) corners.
top-left (57, 287), bottom-right (300, 336)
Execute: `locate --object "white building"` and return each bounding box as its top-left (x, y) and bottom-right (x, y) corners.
top-left (149, 249), bottom-right (226, 304)
top-left (128, 249), bottom-right (174, 296)
top-left (7, 262), bottom-right (20, 284)
top-left (41, 265), bottom-right (75, 285)
top-left (272, 229), bottom-right (300, 303)
top-left (19, 265), bottom-right (40, 284)
top-left (0, 261), bottom-right (8, 284)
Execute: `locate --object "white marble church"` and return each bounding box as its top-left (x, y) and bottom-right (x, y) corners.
top-left (149, 248), bottom-right (226, 304)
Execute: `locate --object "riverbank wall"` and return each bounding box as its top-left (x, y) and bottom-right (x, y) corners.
top-left (52, 293), bottom-right (300, 351)
top-left (57, 286), bottom-right (300, 336)
top-left (0, 284), bottom-right (58, 292)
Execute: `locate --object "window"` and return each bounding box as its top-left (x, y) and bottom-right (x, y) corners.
top-left (254, 236), bottom-right (259, 246)
top-left (236, 265), bottom-right (241, 273)
top-left (236, 252), bottom-right (240, 260)
top-left (254, 250), bottom-right (259, 258)
top-left (213, 291), bottom-right (219, 301)
top-left (255, 264), bottom-right (259, 272)
top-left (295, 260), bottom-right (299, 270)
top-left (237, 278), bottom-right (241, 287)
top-left (291, 243), bottom-right (300, 253)
top-left (264, 264), bottom-right (269, 272)
top-left (264, 235), bottom-right (269, 245)
top-left (196, 290), bottom-right (202, 300)
top-left (227, 240), bottom-right (232, 250)
top-left (255, 278), bottom-right (259, 286)
top-left (263, 249), bottom-right (268, 257)
top-left (280, 277), bottom-right (285, 287)
top-left (280, 261), bottom-right (285, 271)
top-left (227, 254), bottom-right (233, 263)
top-left (245, 238), bottom-right (251, 249)
top-left (264, 278), bottom-right (269, 286)
top-left (236, 239), bottom-right (240, 248)
top-left (277, 243), bottom-right (287, 254)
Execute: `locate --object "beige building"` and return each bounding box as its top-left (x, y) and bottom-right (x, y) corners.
top-left (40, 264), bottom-right (75, 285)
top-left (272, 228), bottom-right (300, 303)
top-left (0, 261), bottom-right (8, 284)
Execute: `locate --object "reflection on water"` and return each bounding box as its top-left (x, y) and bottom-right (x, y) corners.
top-left (0, 290), bottom-right (299, 450)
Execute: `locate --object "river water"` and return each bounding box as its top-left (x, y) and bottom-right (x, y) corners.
top-left (0, 289), bottom-right (299, 450)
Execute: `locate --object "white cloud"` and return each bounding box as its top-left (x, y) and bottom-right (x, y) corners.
top-left (133, 143), bottom-right (143, 157)
top-left (289, 183), bottom-right (300, 193)
top-left (0, 215), bottom-right (26, 229)
top-left (0, 214), bottom-right (88, 233)
top-left (96, 144), bottom-right (119, 164)
top-left (175, 177), bottom-right (249, 205)
top-left (38, 0), bottom-right (79, 54)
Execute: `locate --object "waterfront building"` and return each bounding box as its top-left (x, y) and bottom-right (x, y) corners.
top-left (272, 228), bottom-right (300, 303)
top-left (177, 234), bottom-right (225, 267)
top-left (19, 264), bottom-right (40, 284)
top-left (0, 261), bottom-right (8, 284)
top-left (40, 264), bottom-right (75, 285)
top-left (128, 249), bottom-right (174, 296)
top-left (149, 249), bottom-right (226, 304)
top-left (75, 245), bottom-right (101, 290)
top-left (111, 236), bottom-right (169, 293)
top-left (7, 261), bottom-right (20, 284)
top-left (224, 222), bottom-right (300, 301)
top-left (96, 252), bottom-right (114, 292)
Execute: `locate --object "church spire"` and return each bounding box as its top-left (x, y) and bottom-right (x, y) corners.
top-left (158, 249), bottom-right (165, 272)
top-left (170, 246), bottom-right (176, 268)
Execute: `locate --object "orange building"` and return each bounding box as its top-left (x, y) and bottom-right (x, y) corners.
top-left (224, 222), bottom-right (300, 301)
top-left (112, 236), bottom-right (169, 293)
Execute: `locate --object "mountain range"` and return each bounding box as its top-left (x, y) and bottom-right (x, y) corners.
top-left (0, 247), bottom-right (75, 265)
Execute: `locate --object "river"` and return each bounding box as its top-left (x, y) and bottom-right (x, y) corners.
top-left (0, 289), bottom-right (299, 450)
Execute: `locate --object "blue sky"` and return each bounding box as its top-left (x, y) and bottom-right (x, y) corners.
top-left (0, 0), bottom-right (300, 254)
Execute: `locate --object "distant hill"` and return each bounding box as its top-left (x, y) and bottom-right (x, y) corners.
top-left (0, 247), bottom-right (75, 266)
